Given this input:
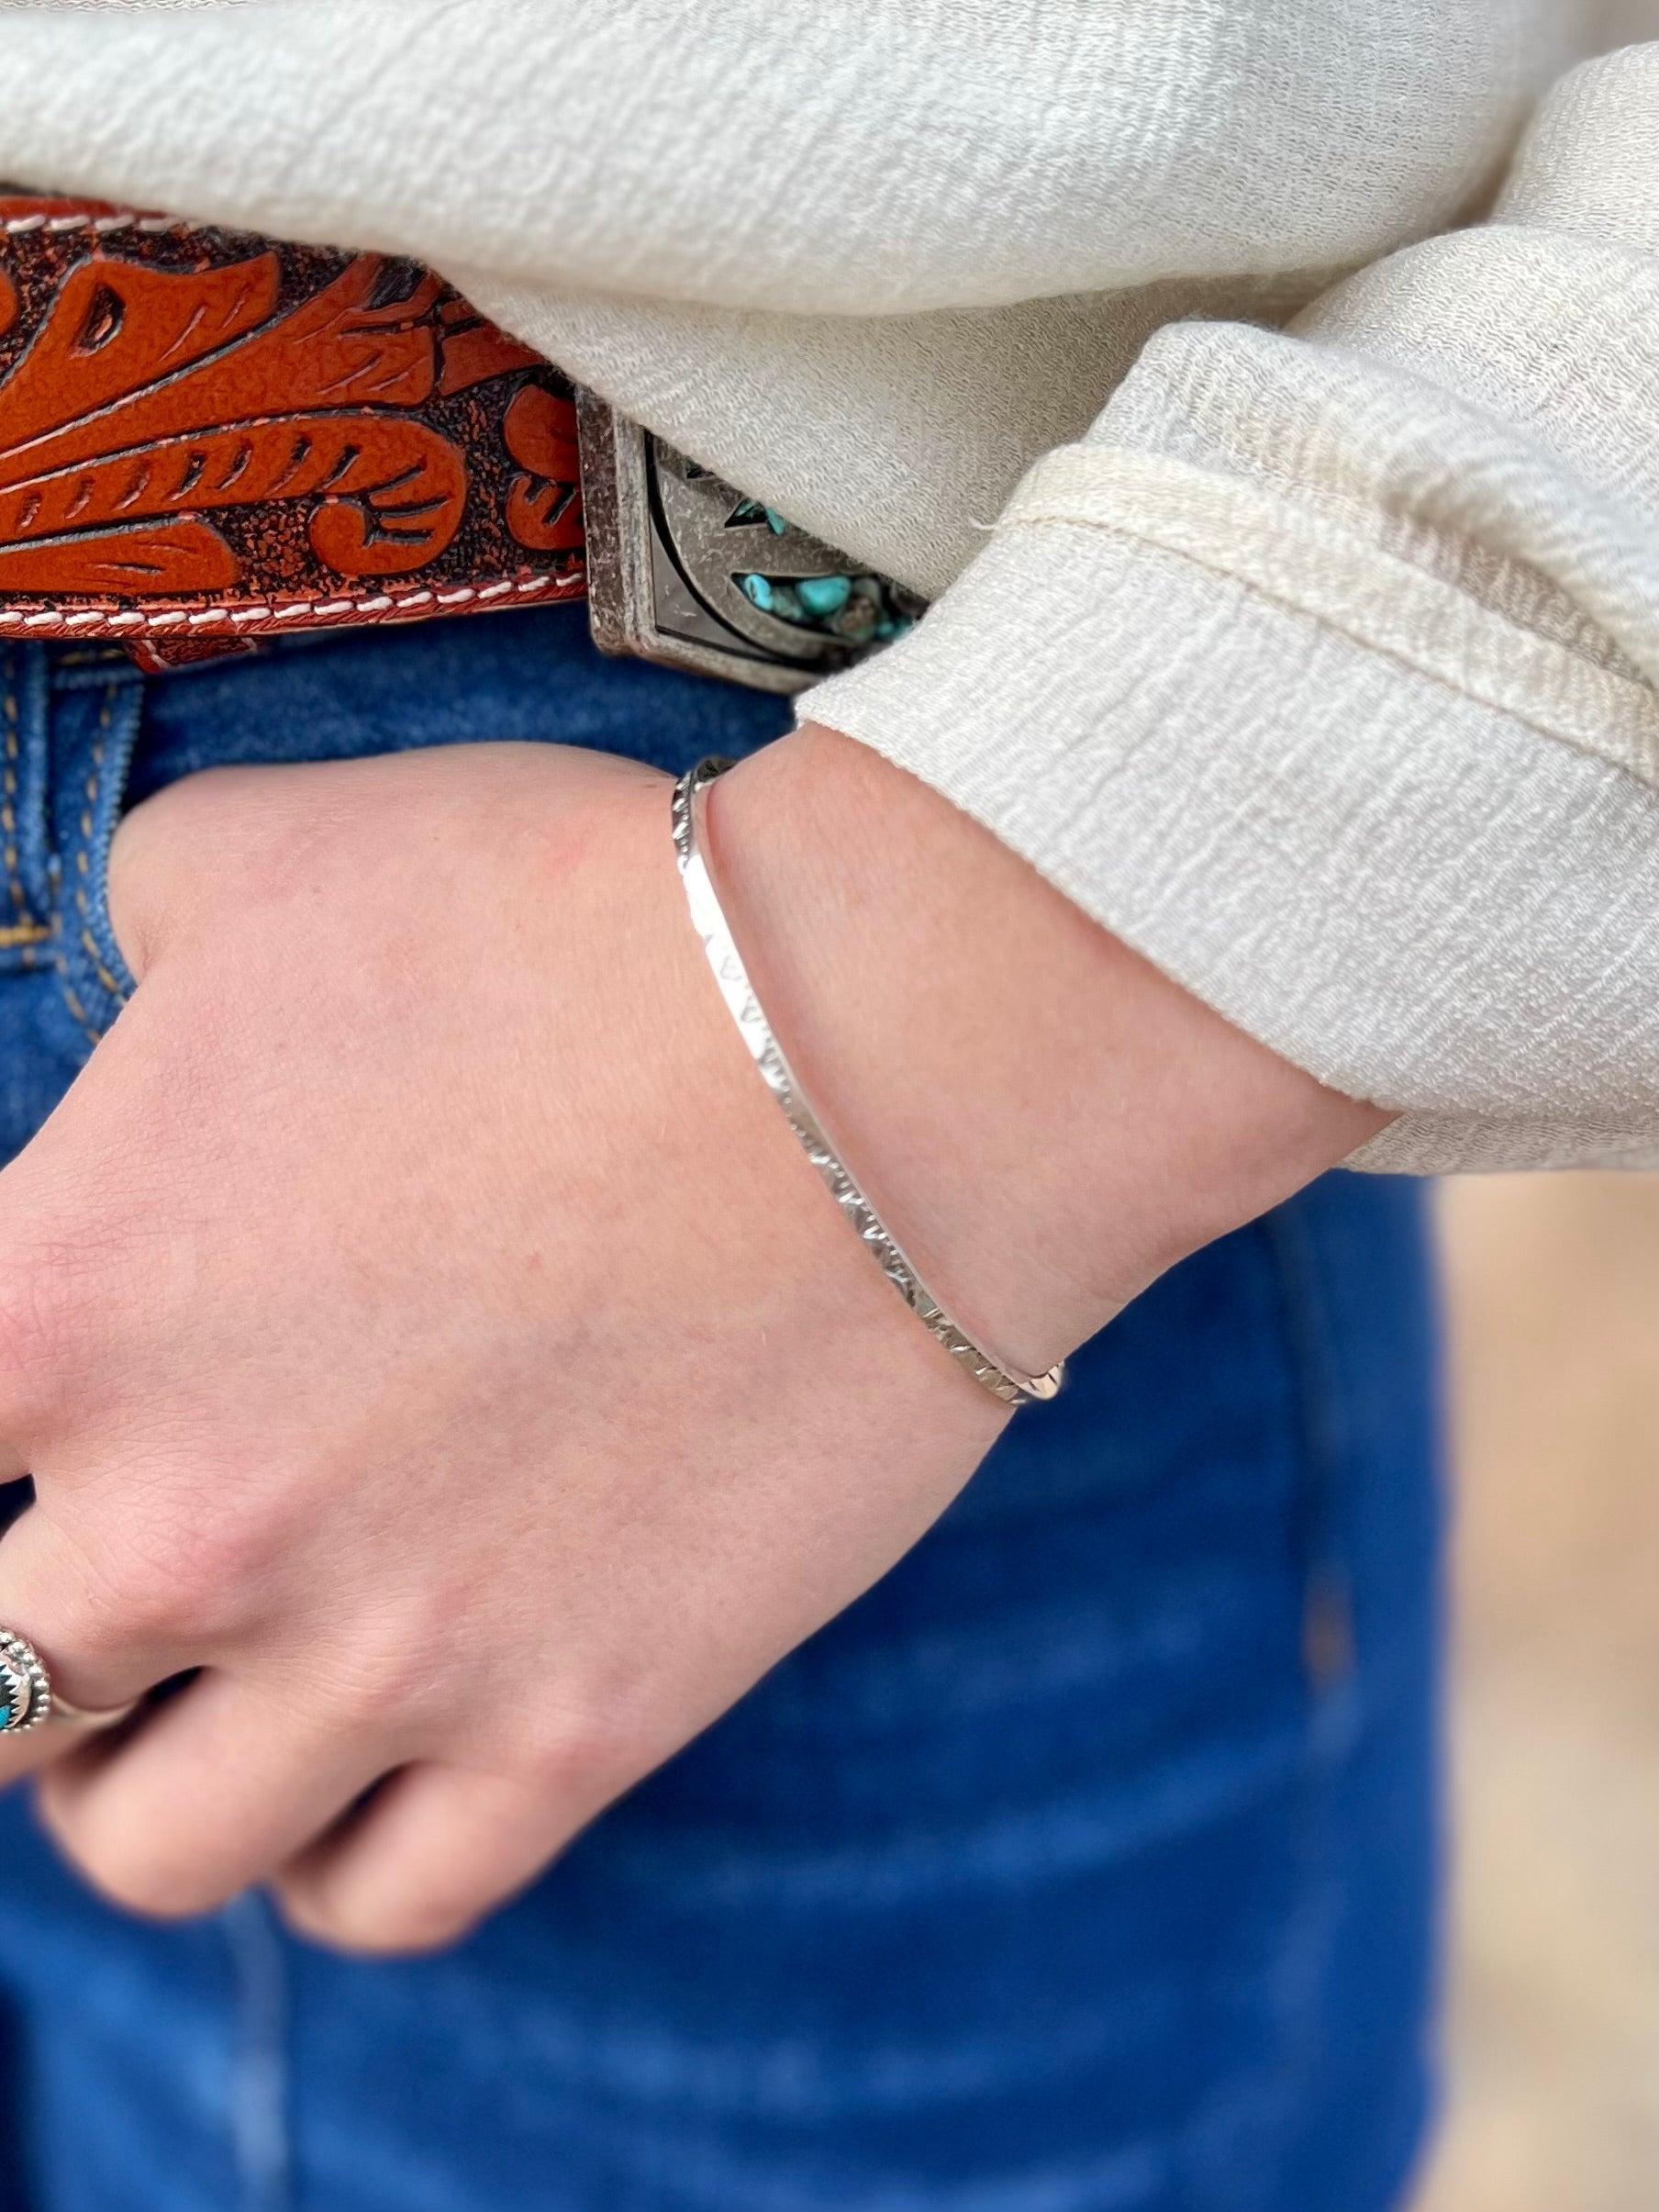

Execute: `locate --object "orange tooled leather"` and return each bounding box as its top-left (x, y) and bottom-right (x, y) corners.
top-left (0, 200), bottom-right (586, 665)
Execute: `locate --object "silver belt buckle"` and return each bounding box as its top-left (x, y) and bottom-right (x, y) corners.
top-left (575, 388), bottom-right (925, 695)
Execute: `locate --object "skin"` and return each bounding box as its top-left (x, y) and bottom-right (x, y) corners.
top-left (0, 725), bottom-right (1386, 1954)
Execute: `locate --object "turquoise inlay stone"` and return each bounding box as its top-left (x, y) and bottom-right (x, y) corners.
top-left (739, 559), bottom-right (917, 644)
top-left (796, 575), bottom-right (852, 618)
top-left (0, 1653), bottom-right (28, 1731)
top-left (764, 508), bottom-right (788, 535)
top-left (740, 575), bottom-right (805, 620)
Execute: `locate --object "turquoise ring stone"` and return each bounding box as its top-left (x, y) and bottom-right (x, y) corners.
top-left (0, 1630), bottom-right (51, 1735)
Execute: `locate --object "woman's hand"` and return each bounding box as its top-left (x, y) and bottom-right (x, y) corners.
top-left (0, 729), bottom-right (1384, 1952)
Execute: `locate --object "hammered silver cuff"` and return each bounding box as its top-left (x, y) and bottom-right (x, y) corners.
top-left (671, 757), bottom-right (1064, 1410)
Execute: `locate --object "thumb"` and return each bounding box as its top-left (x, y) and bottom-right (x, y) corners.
top-left (105, 761), bottom-right (306, 983)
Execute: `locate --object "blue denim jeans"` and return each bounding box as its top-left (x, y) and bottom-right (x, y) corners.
top-left (0, 609), bottom-right (1443, 2212)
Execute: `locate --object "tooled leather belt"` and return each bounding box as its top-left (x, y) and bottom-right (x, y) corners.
top-left (0, 196), bottom-right (921, 690)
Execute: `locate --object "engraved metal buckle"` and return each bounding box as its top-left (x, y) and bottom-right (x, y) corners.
top-left (575, 388), bottom-right (925, 695)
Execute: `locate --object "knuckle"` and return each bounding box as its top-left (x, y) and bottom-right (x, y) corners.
top-left (95, 1499), bottom-right (278, 1650)
top-left (94, 1542), bottom-right (233, 1652)
top-left (162, 1520), bottom-right (272, 1640)
top-left (313, 1638), bottom-right (445, 1737)
top-left (0, 1252), bottom-right (85, 1432)
top-left (17, 1503), bottom-right (183, 1669)
top-left (44, 1533), bottom-right (150, 1659)
top-left (517, 1702), bottom-right (642, 1804)
top-left (110, 1570), bottom-right (213, 1651)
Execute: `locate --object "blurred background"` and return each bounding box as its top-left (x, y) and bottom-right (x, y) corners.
top-left (1600, 0), bottom-right (1659, 49)
top-left (1405, 10), bottom-right (1659, 2172)
top-left (1418, 1178), bottom-right (1659, 2212)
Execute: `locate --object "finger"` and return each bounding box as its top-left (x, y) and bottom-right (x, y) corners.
top-left (0, 1233), bottom-right (74, 1485)
top-left (0, 1672), bottom-right (139, 1789)
top-left (0, 1502), bottom-right (179, 1728)
top-left (36, 1670), bottom-right (389, 1923)
top-left (274, 1762), bottom-right (574, 1957)
top-left (0, 1676), bottom-right (114, 1790)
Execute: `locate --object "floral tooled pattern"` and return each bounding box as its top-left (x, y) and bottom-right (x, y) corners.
top-left (0, 206), bottom-right (585, 612)
top-left (502, 384), bottom-right (585, 553)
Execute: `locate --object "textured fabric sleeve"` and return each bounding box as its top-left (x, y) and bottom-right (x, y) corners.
top-left (0, 0), bottom-right (1607, 597)
top-left (0, 0), bottom-right (1581, 315)
top-left (803, 46), bottom-right (1659, 1176)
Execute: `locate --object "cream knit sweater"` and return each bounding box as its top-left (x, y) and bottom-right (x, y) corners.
top-left (2, 0), bottom-right (1656, 1171)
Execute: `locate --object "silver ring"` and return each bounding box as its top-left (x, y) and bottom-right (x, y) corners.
top-left (0, 1628), bottom-right (137, 1737)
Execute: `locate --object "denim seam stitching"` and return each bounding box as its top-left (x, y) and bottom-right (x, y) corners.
top-left (72, 697), bottom-right (130, 1006)
top-left (53, 687), bottom-right (134, 1048)
top-left (0, 674), bottom-right (48, 964)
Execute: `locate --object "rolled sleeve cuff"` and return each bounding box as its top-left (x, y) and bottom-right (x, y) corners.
top-left (801, 484), bottom-right (1659, 1175)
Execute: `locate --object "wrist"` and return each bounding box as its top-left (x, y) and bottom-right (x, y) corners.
top-left (708, 726), bottom-right (1390, 1376)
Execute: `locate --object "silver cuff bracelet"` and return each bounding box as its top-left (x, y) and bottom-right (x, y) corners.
top-left (671, 757), bottom-right (1064, 1411)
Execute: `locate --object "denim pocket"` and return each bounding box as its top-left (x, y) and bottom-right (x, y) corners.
top-left (46, 656), bottom-right (143, 1054)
